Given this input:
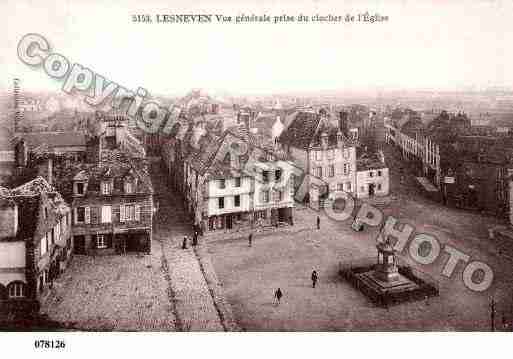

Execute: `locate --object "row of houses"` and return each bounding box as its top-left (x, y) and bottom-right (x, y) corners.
top-left (160, 104), bottom-right (390, 236)
top-left (384, 109), bottom-right (513, 218)
top-left (161, 120), bottom-right (296, 235)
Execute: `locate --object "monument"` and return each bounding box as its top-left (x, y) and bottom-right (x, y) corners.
top-left (342, 237), bottom-right (439, 307)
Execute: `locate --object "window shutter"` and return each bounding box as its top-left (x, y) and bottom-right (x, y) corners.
top-left (74, 208), bottom-right (78, 224)
top-left (135, 205), bottom-right (141, 221)
top-left (259, 190), bottom-right (264, 203)
top-left (120, 205), bottom-right (125, 223)
top-left (84, 206), bottom-right (90, 224)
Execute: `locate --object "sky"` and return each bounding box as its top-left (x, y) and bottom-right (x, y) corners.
top-left (1, 0), bottom-right (512, 96)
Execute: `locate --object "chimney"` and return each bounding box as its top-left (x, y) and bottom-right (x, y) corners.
top-left (337, 129), bottom-right (344, 148)
top-left (320, 131), bottom-right (329, 150)
top-left (339, 111), bottom-right (348, 136)
top-left (0, 199), bottom-right (18, 239)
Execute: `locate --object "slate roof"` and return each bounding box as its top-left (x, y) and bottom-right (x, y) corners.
top-left (356, 151), bottom-right (387, 171)
top-left (181, 123), bottom-right (293, 181)
top-left (279, 111), bottom-right (355, 150)
top-left (278, 112), bottom-right (321, 149)
top-left (67, 149), bottom-right (153, 195)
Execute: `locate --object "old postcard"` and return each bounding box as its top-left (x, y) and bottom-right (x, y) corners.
top-left (0, 0), bottom-right (512, 356)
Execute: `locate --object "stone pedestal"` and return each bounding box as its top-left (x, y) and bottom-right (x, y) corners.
top-left (374, 240), bottom-right (400, 282)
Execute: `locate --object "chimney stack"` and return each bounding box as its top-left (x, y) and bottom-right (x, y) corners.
top-left (339, 111), bottom-right (349, 137)
top-left (321, 131), bottom-right (329, 150)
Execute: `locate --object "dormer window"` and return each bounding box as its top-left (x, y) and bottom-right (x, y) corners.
top-left (76, 182), bottom-right (84, 195)
top-left (101, 181), bottom-right (113, 195)
top-left (125, 181), bottom-right (134, 194)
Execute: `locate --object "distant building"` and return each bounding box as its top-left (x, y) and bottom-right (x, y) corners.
top-left (0, 177), bottom-right (72, 316)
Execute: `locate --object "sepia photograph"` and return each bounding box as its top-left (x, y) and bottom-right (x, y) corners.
top-left (1, 0), bottom-right (512, 356)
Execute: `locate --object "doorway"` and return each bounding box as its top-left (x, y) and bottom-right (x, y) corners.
top-left (74, 235), bottom-right (85, 254)
top-left (368, 183), bottom-right (376, 197)
top-left (226, 215), bottom-right (233, 229)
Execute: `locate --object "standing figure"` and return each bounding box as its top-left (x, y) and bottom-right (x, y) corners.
top-left (182, 236), bottom-right (187, 250)
top-left (316, 216), bottom-right (320, 230)
top-left (311, 270), bottom-right (318, 288)
top-left (192, 231), bottom-right (198, 246)
top-left (274, 288), bottom-right (283, 305)
top-left (248, 232), bottom-right (253, 247)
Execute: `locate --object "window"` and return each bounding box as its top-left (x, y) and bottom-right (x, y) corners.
top-left (218, 197), bottom-right (225, 209)
top-left (234, 177), bottom-right (241, 187)
top-left (346, 182), bottom-right (351, 191)
top-left (254, 210), bottom-right (267, 220)
top-left (125, 181), bottom-right (134, 194)
top-left (343, 163), bottom-right (349, 176)
top-left (360, 186), bottom-right (365, 192)
top-left (234, 195), bottom-right (240, 207)
top-left (121, 204), bottom-right (137, 221)
top-left (219, 179), bottom-right (226, 189)
top-left (76, 182), bottom-right (85, 195)
top-left (378, 170), bottom-right (382, 177)
top-left (275, 169), bottom-right (282, 182)
top-left (262, 171), bottom-right (269, 183)
top-left (369, 171), bottom-right (374, 178)
top-left (44, 207), bottom-right (48, 219)
top-left (343, 149), bottom-right (349, 159)
top-left (377, 183), bottom-right (382, 190)
top-left (101, 181), bottom-right (113, 195)
top-left (8, 282), bottom-right (25, 298)
top-left (337, 183), bottom-right (343, 191)
top-left (40, 236), bottom-right (47, 256)
top-left (327, 149), bottom-right (334, 159)
top-left (263, 190), bottom-right (270, 203)
top-left (97, 235), bottom-right (107, 249)
top-left (101, 205), bottom-right (112, 223)
top-left (315, 151), bottom-right (322, 160)
top-left (328, 165), bottom-right (335, 177)
top-left (315, 167), bottom-right (322, 178)
top-left (76, 207), bottom-right (85, 223)
top-left (277, 190), bottom-right (283, 201)
top-left (50, 228), bottom-right (55, 245)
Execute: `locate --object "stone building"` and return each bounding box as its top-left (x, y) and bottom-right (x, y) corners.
top-left (278, 111), bottom-right (357, 208)
top-left (0, 177), bottom-right (72, 316)
top-left (68, 150), bottom-right (154, 255)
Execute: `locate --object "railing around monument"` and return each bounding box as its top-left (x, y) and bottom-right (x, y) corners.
top-left (338, 256), bottom-right (439, 307)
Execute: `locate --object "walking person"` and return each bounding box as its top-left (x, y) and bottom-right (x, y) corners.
top-left (182, 236), bottom-right (187, 250)
top-left (192, 231), bottom-right (198, 246)
top-left (311, 270), bottom-right (318, 288)
top-left (316, 215), bottom-right (320, 230)
top-left (274, 288), bottom-right (283, 305)
top-left (248, 232), bottom-right (253, 247)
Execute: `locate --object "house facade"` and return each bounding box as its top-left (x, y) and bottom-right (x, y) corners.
top-left (278, 111), bottom-right (357, 208)
top-left (69, 150), bottom-right (154, 255)
top-left (356, 153), bottom-right (390, 198)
